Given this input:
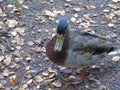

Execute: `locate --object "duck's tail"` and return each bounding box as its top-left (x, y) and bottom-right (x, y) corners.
top-left (108, 48), bottom-right (120, 55)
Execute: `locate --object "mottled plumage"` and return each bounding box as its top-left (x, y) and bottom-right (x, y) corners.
top-left (46, 30), bottom-right (114, 68)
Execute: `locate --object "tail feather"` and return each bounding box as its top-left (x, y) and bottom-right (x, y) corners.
top-left (108, 48), bottom-right (120, 55)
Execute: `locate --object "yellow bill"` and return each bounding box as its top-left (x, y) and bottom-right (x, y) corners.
top-left (54, 34), bottom-right (64, 52)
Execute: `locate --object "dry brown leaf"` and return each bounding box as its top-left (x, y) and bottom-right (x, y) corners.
top-left (48, 67), bottom-right (57, 73)
top-left (15, 27), bottom-right (25, 35)
top-left (74, 7), bottom-right (81, 12)
top-left (0, 84), bottom-right (4, 88)
top-left (44, 10), bottom-right (57, 17)
top-left (2, 69), bottom-right (10, 77)
top-left (52, 80), bottom-right (62, 87)
top-left (18, 84), bottom-right (28, 90)
top-left (42, 71), bottom-right (49, 77)
top-left (34, 75), bottom-right (43, 83)
top-left (15, 35), bottom-right (24, 45)
top-left (14, 8), bottom-right (21, 16)
top-left (27, 79), bottom-right (33, 84)
top-left (25, 56), bottom-right (32, 61)
top-left (10, 75), bottom-right (19, 86)
top-left (4, 55), bottom-right (12, 65)
top-left (49, 73), bottom-right (55, 79)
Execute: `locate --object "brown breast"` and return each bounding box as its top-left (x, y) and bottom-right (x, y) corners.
top-left (46, 35), bottom-right (69, 65)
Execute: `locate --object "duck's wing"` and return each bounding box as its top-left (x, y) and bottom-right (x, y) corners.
top-left (71, 31), bottom-right (114, 55)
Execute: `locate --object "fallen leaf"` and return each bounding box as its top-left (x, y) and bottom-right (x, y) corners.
top-left (44, 10), bottom-right (57, 17)
top-left (0, 8), bottom-right (3, 16)
top-left (4, 55), bottom-right (12, 65)
top-left (108, 23), bottom-right (115, 28)
top-left (74, 7), bottom-right (81, 12)
top-left (112, 0), bottom-right (120, 3)
top-left (17, 0), bottom-right (24, 4)
top-left (65, 0), bottom-right (71, 2)
top-left (25, 56), bottom-right (32, 61)
top-left (10, 75), bottom-right (19, 86)
top-left (11, 31), bottom-right (17, 36)
top-left (18, 84), bottom-right (28, 90)
top-left (22, 5), bottom-right (29, 9)
top-left (112, 56), bottom-right (120, 61)
top-left (27, 41), bottom-right (34, 46)
top-left (0, 83), bottom-right (4, 88)
top-left (27, 79), bottom-right (32, 84)
top-left (71, 17), bottom-right (76, 22)
top-left (42, 71), bottom-right (49, 77)
top-left (6, 19), bottom-right (18, 28)
top-left (34, 75), bottom-right (43, 83)
top-left (99, 85), bottom-right (106, 90)
top-left (2, 69), bottom-right (10, 77)
top-left (48, 67), bottom-right (57, 73)
top-left (49, 73), bottom-right (55, 78)
top-left (0, 55), bottom-right (5, 62)
top-left (15, 27), bottom-right (25, 35)
top-left (52, 80), bottom-right (62, 87)
top-left (14, 8), bottom-right (21, 16)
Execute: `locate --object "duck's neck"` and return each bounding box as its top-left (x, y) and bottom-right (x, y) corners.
top-left (46, 35), bottom-right (69, 65)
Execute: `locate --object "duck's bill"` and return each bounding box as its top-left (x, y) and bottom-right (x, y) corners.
top-left (54, 34), bottom-right (64, 52)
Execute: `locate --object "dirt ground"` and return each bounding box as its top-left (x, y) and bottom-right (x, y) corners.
top-left (0, 0), bottom-right (120, 90)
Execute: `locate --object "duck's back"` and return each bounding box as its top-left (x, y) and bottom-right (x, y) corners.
top-left (63, 31), bottom-right (114, 68)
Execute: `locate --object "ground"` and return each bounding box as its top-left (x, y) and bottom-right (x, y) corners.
top-left (0, 0), bottom-right (120, 90)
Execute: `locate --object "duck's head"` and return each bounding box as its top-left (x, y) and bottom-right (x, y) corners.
top-left (54, 18), bottom-right (69, 52)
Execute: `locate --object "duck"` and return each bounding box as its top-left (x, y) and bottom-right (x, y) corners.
top-left (46, 18), bottom-right (120, 84)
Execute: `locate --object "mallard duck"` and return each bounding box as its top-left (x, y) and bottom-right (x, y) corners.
top-left (46, 18), bottom-right (120, 84)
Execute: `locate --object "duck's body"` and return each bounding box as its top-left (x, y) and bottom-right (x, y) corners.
top-left (46, 30), bottom-right (114, 68)
top-left (46, 18), bottom-right (120, 84)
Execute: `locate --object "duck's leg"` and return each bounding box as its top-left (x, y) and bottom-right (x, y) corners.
top-left (68, 68), bottom-right (86, 84)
